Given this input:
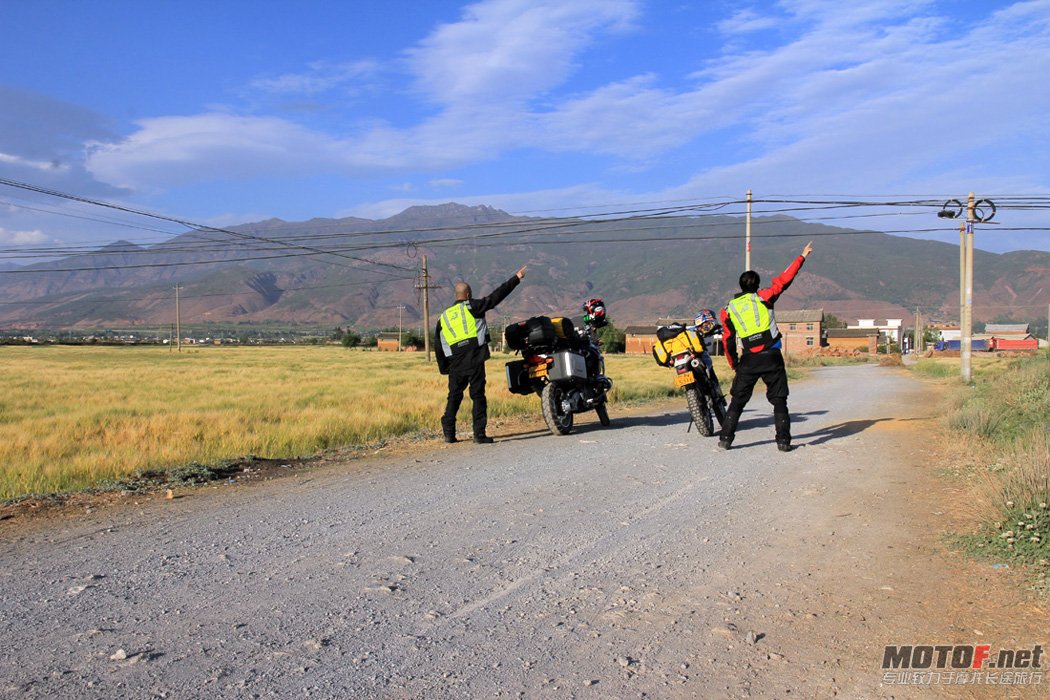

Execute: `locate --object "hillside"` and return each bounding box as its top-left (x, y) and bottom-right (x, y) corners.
top-left (0, 204), bottom-right (1047, 330)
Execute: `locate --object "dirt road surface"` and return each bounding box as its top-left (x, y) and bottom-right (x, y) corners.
top-left (1, 364), bottom-right (1047, 699)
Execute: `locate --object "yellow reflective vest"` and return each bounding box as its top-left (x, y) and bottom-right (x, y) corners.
top-left (440, 301), bottom-right (480, 348)
top-left (726, 293), bottom-right (779, 350)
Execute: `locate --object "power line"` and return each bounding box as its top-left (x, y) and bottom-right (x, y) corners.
top-left (0, 177), bottom-right (414, 273)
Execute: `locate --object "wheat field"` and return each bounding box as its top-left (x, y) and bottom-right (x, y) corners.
top-left (0, 345), bottom-right (692, 499)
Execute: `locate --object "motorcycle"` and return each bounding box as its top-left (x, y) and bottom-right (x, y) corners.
top-left (504, 298), bottom-right (613, 436)
top-left (652, 320), bottom-right (727, 437)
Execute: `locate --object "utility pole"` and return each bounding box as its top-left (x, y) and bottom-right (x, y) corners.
top-left (174, 284), bottom-right (182, 353)
top-left (962, 193), bottom-right (975, 383)
top-left (397, 304), bottom-right (406, 352)
top-left (959, 221), bottom-right (965, 354)
top-left (745, 189), bottom-right (752, 271)
top-left (414, 255), bottom-right (442, 363)
top-left (939, 194), bottom-right (994, 384)
top-left (914, 307), bottom-right (923, 355)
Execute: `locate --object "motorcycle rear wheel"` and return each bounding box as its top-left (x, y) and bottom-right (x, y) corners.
top-left (710, 383), bottom-right (727, 428)
top-left (685, 385), bottom-right (714, 436)
top-left (541, 383), bottom-right (574, 435)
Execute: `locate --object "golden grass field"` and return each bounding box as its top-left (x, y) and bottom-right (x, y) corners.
top-left (0, 345), bottom-right (717, 500)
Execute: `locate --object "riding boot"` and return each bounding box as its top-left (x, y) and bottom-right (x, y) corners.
top-left (773, 402), bottom-right (791, 447)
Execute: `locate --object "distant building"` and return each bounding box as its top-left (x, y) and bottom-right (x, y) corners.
top-left (623, 319), bottom-right (723, 356)
top-left (826, 328), bottom-right (879, 353)
top-left (376, 332), bottom-right (402, 352)
top-left (623, 326), bottom-right (659, 355)
top-left (777, 309), bottom-right (824, 354)
top-left (849, 318), bottom-right (903, 346)
top-left (984, 323), bottom-right (1030, 337)
top-left (985, 323), bottom-right (1039, 351)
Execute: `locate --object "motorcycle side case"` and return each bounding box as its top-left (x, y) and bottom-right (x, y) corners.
top-left (504, 359), bottom-right (535, 395)
top-left (548, 350), bottom-right (587, 383)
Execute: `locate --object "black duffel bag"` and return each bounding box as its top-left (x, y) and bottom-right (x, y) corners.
top-left (505, 316), bottom-right (556, 351)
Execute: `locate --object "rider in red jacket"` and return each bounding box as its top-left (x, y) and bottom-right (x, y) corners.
top-left (719, 241), bottom-right (813, 452)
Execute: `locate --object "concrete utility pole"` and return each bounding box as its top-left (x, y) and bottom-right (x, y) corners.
top-left (745, 189), bottom-right (752, 271)
top-left (962, 193), bottom-right (975, 384)
top-left (914, 307), bottom-right (923, 355)
top-left (174, 284), bottom-right (182, 353)
top-left (940, 193), bottom-right (994, 384)
top-left (414, 255), bottom-right (442, 363)
top-left (959, 221), bottom-right (966, 354)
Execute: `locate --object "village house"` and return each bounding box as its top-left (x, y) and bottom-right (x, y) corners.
top-left (777, 309), bottom-right (824, 354)
top-left (848, 318), bottom-right (903, 347)
top-left (623, 319), bottom-right (724, 356)
top-left (825, 328), bottom-right (880, 354)
top-left (376, 332), bottom-right (402, 352)
top-left (985, 323), bottom-right (1040, 351)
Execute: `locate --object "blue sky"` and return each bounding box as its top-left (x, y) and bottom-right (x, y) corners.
top-left (1, 0), bottom-right (1049, 256)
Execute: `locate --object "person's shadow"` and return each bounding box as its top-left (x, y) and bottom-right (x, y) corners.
top-left (714, 410), bottom-right (828, 449)
top-left (497, 410), bottom-right (687, 442)
top-left (733, 409), bottom-right (827, 433)
top-left (794, 417), bottom-right (926, 446)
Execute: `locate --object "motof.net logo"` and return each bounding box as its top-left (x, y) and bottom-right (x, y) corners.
top-left (882, 644), bottom-right (1044, 670)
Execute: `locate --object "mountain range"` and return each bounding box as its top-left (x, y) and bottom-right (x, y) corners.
top-left (0, 203), bottom-right (1047, 331)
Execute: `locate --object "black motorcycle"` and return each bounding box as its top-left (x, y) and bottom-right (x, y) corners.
top-left (652, 323), bottom-right (727, 436)
top-left (504, 299), bottom-right (613, 436)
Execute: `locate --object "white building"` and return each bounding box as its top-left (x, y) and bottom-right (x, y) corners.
top-left (848, 318), bottom-right (903, 346)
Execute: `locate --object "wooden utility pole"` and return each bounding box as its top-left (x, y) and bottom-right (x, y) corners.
top-left (174, 284), bottom-right (182, 353)
top-left (414, 255), bottom-right (442, 363)
top-left (745, 189), bottom-right (752, 271)
top-left (397, 304), bottom-right (406, 352)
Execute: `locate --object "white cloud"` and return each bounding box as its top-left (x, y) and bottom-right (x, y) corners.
top-left (249, 60), bottom-right (380, 95)
top-left (405, 0), bottom-right (638, 105)
top-left (69, 0), bottom-right (1050, 233)
top-left (718, 9), bottom-right (780, 34)
top-left (0, 226), bottom-right (48, 245)
top-left (84, 113), bottom-right (377, 187)
top-left (429, 178), bottom-right (463, 188)
top-left (0, 151), bottom-right (69, 173)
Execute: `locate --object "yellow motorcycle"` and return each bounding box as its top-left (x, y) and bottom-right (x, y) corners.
top-left (652, 317), bottom-right (726, 437)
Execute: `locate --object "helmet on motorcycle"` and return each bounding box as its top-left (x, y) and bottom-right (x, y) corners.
top-left (694, 308), bottom-right (717, 335)
top-left (583, 297), bottom-right (607, 327)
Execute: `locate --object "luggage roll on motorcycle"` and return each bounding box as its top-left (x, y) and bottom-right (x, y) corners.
top-left (652, 319), bottom-right (727, 437)
top-left (504, 298), bottom-right (613, 436)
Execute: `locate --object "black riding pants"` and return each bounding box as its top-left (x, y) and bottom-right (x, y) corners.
top-left (442, 363), bottom-right (488, 438)
top-left (719, 348), bottom-right (791, 444)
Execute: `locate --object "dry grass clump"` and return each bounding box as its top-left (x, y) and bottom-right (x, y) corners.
top-left (941, 352), bottom-right (1050, 570)
top-left (877, 353), bottom-right (903, 367)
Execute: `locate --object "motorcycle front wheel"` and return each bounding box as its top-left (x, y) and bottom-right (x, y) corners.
top-left (541, 382), bottom-right (574, 435)
top-left (685, 384), bottom-right (714, 436)
top-left (595, 402), bottom-right (611, 426)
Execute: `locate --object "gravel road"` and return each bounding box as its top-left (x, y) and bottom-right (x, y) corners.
top-left (1, 364), bottom-right (1044, 699)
